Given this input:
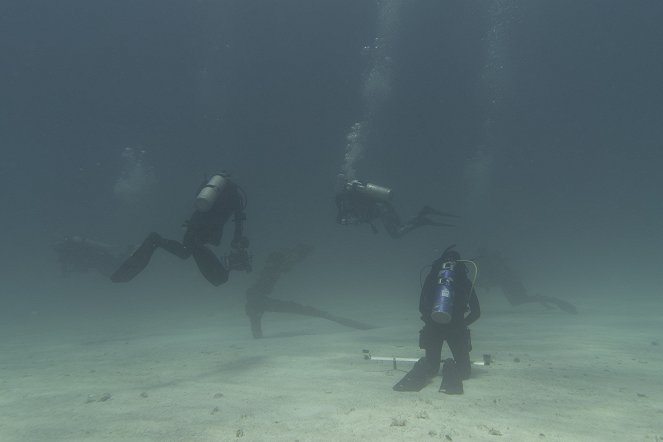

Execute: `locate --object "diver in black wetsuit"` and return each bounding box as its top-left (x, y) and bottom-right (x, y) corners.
top-left (111, 173), bottom-right (251, 286)
top-left (394, 245), bottom-right (480, 393)
top-left (53, 236), bottom-right (125, 278)
top-left (335, 179), bottom-right (457, 238)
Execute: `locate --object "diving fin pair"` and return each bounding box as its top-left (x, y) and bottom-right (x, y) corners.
top-left (393, 357), bottom-right (464, 394)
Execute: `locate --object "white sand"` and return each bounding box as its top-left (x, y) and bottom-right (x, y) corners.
top-left (1, 279), bottom-right (661, 442)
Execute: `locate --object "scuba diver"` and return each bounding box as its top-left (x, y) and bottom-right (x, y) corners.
top-left (394, 245), bottom-right (480, 393)
top-left (245, 243), bottom-right (375, 338)
top-left (53, 236), bottom-right (126, 278)
top-left (111, 173), bottom-right (251, 286)
top-left (335, 178), bottom-right (457, 238)
top-left (474, 250), bottom-right (577, 314)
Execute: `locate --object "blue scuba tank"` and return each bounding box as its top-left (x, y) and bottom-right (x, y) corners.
top-left (431, 261), bottom-right (456, 324)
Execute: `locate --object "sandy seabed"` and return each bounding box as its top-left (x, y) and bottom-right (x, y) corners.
top-left (1, 285), bottom-right (661, 442)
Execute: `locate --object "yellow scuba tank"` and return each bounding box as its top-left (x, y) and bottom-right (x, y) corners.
top-left (349, 180), bottom-right (393, 202)
top-left (195, 174), bottom-right (229, 212)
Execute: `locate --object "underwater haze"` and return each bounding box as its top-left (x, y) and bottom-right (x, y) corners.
top-left (1, 1), bottom-right (662, 441)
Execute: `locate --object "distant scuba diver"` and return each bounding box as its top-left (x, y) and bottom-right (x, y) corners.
top-left (473, 250), bottom-right (577, 314)
top-left (335, 178), bottom-right (457, 238)
top-left (111, 173), bottom-right (252, 286)
top-left (245, 243), bottom-right (375, 338)
top-left (53, 236), bottom-right (126, 278)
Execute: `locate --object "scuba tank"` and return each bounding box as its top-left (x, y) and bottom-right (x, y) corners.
top-left (195, 174), bottom-right (229, 212)
top-left (347, 180), bottom-right (393, 202)
top-left (431, 260), bottom-right (456, 324)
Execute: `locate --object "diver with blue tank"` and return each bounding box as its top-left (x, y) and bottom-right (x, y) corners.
top-left (111, 173), bottom-right (252, 286)
top-left (394, 245), bottom-right (480, 393)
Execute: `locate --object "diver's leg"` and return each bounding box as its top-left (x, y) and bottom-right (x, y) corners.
top-left (424, 343), bottom-right (443, 376)
top-left (419, 324), bottom-right (443, 375)
top-left (393, 326), bottom-right (440, 391)
top-left (441, 331), bottom-right (467, 394)
top-left (447, 328), bottom-right (472, 380)
top-left (110, 232), bottom-right (163, 282)
top-left (439, 357), bottom-right (463, 394)
top-left (379, 204), bottom-right (406, 239)
top-left (192, 245), bottom-right (229, 286)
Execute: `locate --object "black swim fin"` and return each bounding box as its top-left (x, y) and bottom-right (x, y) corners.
top-left (413, 206), bottom-right (457, 228)
top-left (110, 233), bottom-right (161, 283)
top-left (393, 358), bottom-right (436, 392)
top-left (439, 358), bottom-right (463, 395)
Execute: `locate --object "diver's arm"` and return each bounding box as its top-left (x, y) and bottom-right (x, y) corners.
top-left (463, 289), bottom-right (481, 327)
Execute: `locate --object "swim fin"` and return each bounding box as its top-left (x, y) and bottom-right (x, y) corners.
top-left (393, 357), bottom-right (436, 392)
top-left (439, 358), bottom-right (463, 394)
top-left (414, 206), bottom-right (457, 228)
top-left (110, 233), bottom-right (161, 283)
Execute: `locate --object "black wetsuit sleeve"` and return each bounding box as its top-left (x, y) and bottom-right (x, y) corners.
top-left (463, 288), bottom-right (481, 327)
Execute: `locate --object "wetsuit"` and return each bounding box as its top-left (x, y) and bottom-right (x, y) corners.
top-left (418, 259), bottom-right (480, 379)
top-left (111, 178), bottom-right (249, 286)
top-left (335, 186), bottom-right (454, 238)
